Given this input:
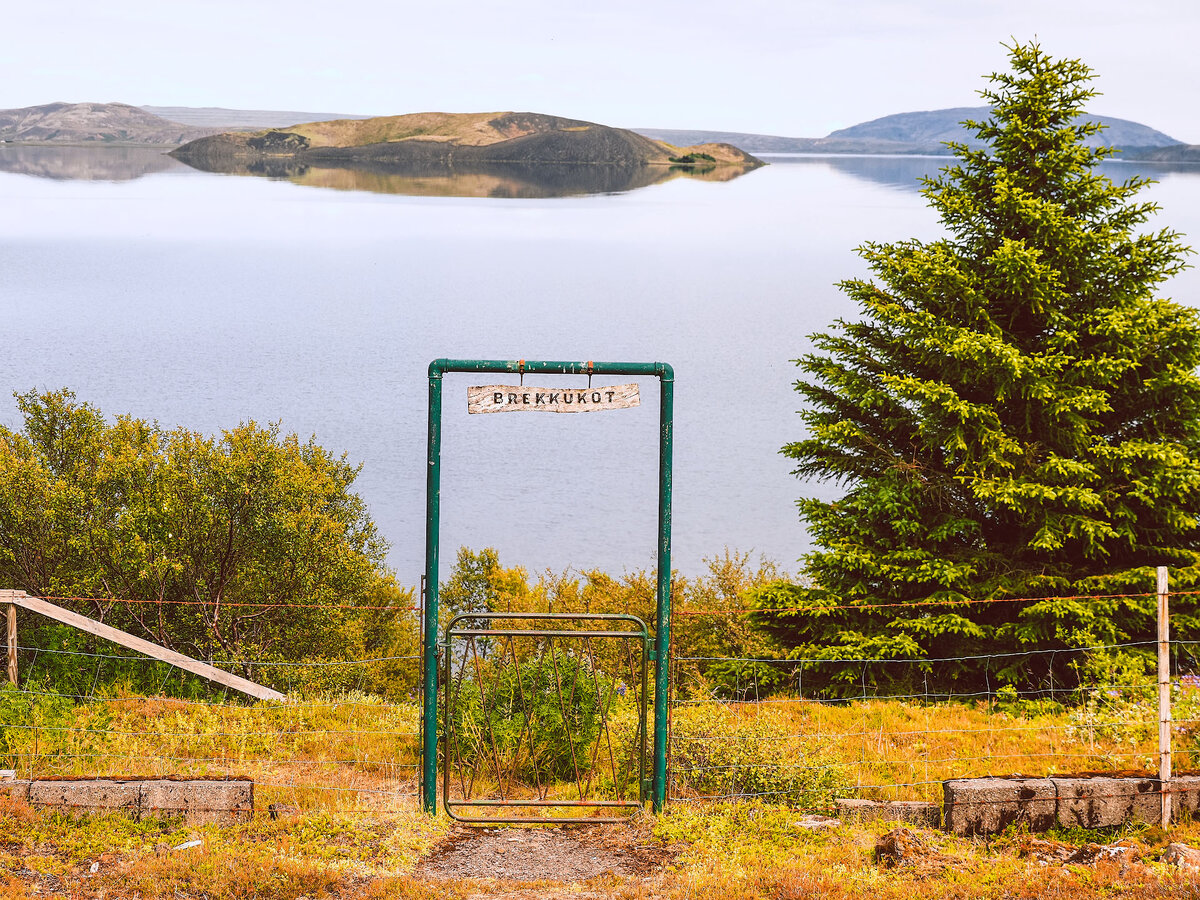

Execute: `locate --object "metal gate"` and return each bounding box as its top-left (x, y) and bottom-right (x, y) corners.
top-left (422, 358), bottom-right (674, 817)
top-left (442, 613), bottom-right (648, 824)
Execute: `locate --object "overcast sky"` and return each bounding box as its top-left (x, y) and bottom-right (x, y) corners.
top-left (4, 0), bottom-right (1197, 142)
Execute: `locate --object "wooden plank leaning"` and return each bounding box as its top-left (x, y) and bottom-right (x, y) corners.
top-left (6, 591), bottom-right (286, 703)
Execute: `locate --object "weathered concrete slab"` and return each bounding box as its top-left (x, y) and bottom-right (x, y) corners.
top-left (20, 778), bottom-right (255, 822)
top-left (29, 779), bottom-right (140, 817)
top-left (943, 778), bottom-right (1056, 836)
top-left (140, 779), bottom-right (253, 824)
top-left (836, 798), bottom-right (941, 828)
top-left (1051, 777), bottom-right (1160, 829)
top-left (0, 779), bottom-right (30, 804)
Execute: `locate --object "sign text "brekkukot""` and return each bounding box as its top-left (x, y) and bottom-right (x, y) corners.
top-left (467, 383), bottom-right (640, 414)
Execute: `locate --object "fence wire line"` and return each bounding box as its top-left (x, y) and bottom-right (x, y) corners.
top-left (33, 586), bottom-right (1200, 615)
top-left (0, 722), bottom-right (420, 739)
top-left (4, 592), bottom-right (1197, 814)
top-left (33, 595), bottom-right (417, 612)
top-left (674, 589), bottom-right (1170, 617)
top-left (672, 717), bottom-right (1200, 744)
top-left (12, 644), bottom-right (421, 667)
top-left (5, 750), bottom-right (419, 769)
top-left (674, 640), bottom-right (1157, 666)
top-left (671, 782), bottom-right (1200, 804)
top-left (671, 684), bottom-right (1167, 705)
top-left (0, 685), bottom-right (421, 712)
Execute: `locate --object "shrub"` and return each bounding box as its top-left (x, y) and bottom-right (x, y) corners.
top-left (668, 704), bottom-right (850, 807)
top-left (447, 647), bottom-right (619, 784)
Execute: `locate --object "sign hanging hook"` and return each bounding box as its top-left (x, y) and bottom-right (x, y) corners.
top-left (518, 359), bottom-right (525, 386)
top-left (586, 360), bottom-right (594, 389)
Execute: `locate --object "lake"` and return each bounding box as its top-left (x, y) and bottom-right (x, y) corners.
top-left (2, 146), bottom-right (1198, 585)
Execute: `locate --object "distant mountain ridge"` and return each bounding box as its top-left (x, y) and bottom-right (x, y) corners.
top-left (140, 106), bottom-right (374, 130)
top-left (635, 106), bottom-right (1187, 158)
top-left (3, 102), bottom-right (1195, 162)
top-left (0, 102), bottom-right (212, 144)
top-left (0, 102), bottom-right (375, 145)
top-left (827, 106), bottom-right (1178, 148)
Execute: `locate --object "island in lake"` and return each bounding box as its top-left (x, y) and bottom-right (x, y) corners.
top-left (173, 111), bottom-right (758, 168)
top-left (167, 111), bottom-right (763, 197)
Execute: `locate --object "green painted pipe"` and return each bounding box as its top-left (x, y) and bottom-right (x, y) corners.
top-left (422, 358), bottom-right (673, 816)
top-left (421, 365), bottom-right (443, 814)
top-left (653, 364), bottom-right (673, 812)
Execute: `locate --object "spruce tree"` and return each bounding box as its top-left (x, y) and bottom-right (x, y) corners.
top-left (767, 42), bottom-right (1200, 691)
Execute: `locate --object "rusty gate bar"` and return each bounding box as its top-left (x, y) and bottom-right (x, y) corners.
top-left (423, 359), bottom-right (674, 815)
top-left (442, 612), bottom-right (649, 825)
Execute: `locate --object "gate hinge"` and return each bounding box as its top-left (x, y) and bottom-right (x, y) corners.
top-left (646, 647), bottom-right (657, 663)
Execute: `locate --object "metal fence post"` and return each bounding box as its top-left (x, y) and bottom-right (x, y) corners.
top-left (1158, 565), bottom-right (1171, 828)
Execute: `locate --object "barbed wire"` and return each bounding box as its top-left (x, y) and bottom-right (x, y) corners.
top-left (673, 640), bottom-right (1157, 666)
top-left (33, 595), bottom-right (417, 612)
top-left (13, 644), bottom-right (421, 667)
top-left (674, 589), bottom-right (1170, 617)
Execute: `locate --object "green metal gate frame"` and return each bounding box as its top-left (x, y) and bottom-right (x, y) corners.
top-left (422, 358), bottom-right (674, 815)
top-left (442, 612), bottom-right (649, 824)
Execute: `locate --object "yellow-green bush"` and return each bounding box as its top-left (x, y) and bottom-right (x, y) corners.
top-left (667, 704), bottom-right (850, 808)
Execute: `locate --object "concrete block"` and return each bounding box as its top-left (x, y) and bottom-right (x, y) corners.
top-left (140, 779), bottom-right (253, 825)
top-left (1051, 777), bottom-right (1160, 829)
top-left (943, 778), bottom-right (1056, 836)
top-left (0, 779), bottom-right (30, 804)
top-left (836, 798), bottom-right (941, 828)
top-left (29, 779), bottom-right (140, 818)
top-left (1169, 776), bottom-right (1200, 821)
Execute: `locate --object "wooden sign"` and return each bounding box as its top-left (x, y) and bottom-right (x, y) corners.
top-left (468, 383), bottom-right (640, 414)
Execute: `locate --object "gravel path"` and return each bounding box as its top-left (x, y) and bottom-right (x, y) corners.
top-left (415, 823), bottom-right (674, 882)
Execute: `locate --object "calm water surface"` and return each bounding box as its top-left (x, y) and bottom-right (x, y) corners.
top-left (2, 147), bottom-right (1198, 584)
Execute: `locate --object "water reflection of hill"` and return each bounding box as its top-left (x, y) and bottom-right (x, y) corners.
top-left (0, 144), bottom-right (757, 196)
top-left (177, 155), bottom-right (758, 198)
top-left (0, 145), bottom-right (185, 181)
top-left (761, 153), bottom-right (1200, 192)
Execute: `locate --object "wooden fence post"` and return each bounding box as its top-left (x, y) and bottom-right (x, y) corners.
top-left (1158, 566), bottom-right (1172, 828)
top-left (4, 591), bottom-right (16, 686)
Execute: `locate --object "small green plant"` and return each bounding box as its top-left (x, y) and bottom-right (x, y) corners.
top-left (993, 683), bottom-right (1063, 717)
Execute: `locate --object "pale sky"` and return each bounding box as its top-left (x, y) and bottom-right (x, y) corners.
top-left (5, 0), bottom-right (1198, 142)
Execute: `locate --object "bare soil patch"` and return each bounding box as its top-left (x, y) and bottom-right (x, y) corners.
top-left (415, 822), bottom-right (675, 882)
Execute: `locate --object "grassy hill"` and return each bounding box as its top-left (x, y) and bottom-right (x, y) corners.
top-left (171, 111), bottom-right (763, 170)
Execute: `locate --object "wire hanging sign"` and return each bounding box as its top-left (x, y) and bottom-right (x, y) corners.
top-left (466, 360), bottom-right (641, 413)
